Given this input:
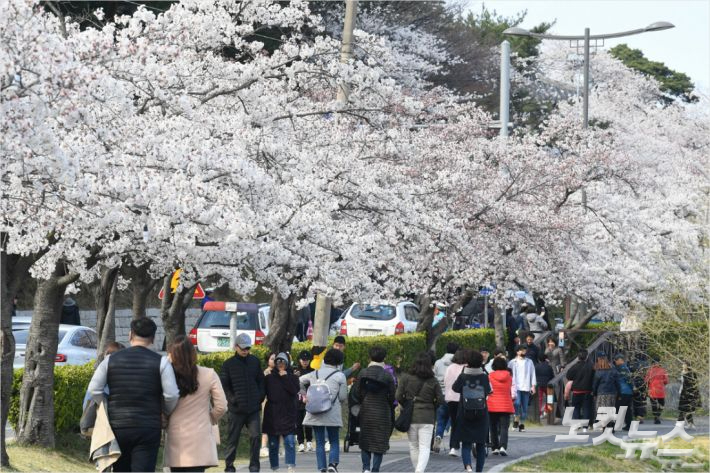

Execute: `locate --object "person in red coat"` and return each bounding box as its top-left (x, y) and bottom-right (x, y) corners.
top-left (487, 357), bottom-right (515, 456)
top-left (644, 360), bottom-right (669, 424)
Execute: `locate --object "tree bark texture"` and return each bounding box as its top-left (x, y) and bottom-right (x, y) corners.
top-left (93, 266), bottom-right (119, 365)
top-left (124, 262), bottom-right (159, 319)
top-left (264, 290), bottom-right (298, 354)
top-left (160, 275), bottom-right (197, 349)
top-left (16, 263), bottom-right (78, 447)
top-left (415, 295), bottom-right (447, 352)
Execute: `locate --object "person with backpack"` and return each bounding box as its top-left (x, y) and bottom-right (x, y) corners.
top-left (350, 346), bottom-right (396, 473)
top-left (263, 353), bottom-right (300, 473)
top-left (300, 349), bottom-right (348, 473)
top-left (452, 350), bottom-right (491, 472)
top-left (444, 348), bottom-right (469, 457)
top-left (396, 352), bottom-right (444, 473)
top-left (294, 350), bottom-right (314, 452)
top-left (487, 357), bottom-right (514, 456)
top-left (508, 344), bottom-right (536, 432)
top-left (220, 334), bottom-right (265, 473)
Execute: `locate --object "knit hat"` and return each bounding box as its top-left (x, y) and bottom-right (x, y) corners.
top-left (275, 352), bottom-right (290, 364)
top-left (298, 350), bottom-right (312, 361)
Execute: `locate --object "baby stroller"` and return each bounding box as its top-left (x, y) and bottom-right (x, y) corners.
top-left (343, 403), bottom-right (360, 452)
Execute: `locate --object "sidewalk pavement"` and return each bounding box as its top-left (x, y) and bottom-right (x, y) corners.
top-left (234, 416), bottom-right (709, 472)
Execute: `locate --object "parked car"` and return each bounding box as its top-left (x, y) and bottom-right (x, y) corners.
top-left (13, 325), bottom-right (98, 369)
top-left (189, 301), bottom-right (267, 353)
top-left (338, 301), bottom-right (420, 337)
top-left (11, 316), bottom-right (32, 331)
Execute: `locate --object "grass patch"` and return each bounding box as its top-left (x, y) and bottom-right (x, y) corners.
top-left (504, 436), bottom-right (709, 472)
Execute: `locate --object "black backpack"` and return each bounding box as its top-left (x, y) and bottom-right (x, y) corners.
top-left (461, 379), bottom-right (487, 420)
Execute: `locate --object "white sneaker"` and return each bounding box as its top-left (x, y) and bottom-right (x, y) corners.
top-left (306, 441), bottom-right (313, 452)
top-left (298, 443), bottom-right (305, 452)
top-left (287, 467), bottom-right (295, 473)
top-left (499, 447), bottom-right (508, 456)
top-left (260, 447), bottom-right (269, 458)
top-left (465, 466), bottom-right (473, 472)
top-left (449, 448), bottom-right (460, 457)
top-left (325, 441), bottom-right (331, 452)
top-left (492, 449), bottom-right (499, 455)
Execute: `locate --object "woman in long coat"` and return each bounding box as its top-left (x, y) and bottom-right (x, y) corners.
top-left (263, 352), bottom-right (300, 471)
top-left (677, 362), bottom-right (700, 428)
top-left (350, 346), bottom-right (396, 473)
top-left (452, 350), bottom-right (491, 473)
top-left (165, 336), bottom-right (227, 472)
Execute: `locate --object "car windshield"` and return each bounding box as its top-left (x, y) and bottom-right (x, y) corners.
top-left (199, 310), bottom-right (257, 330)
top-left (350, 304), bottom-right (396, 320)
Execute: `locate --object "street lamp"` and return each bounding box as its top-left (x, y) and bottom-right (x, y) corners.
top-left (503, 22), bottom-right (674, 128)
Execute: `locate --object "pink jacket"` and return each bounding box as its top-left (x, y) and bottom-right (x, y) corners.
top-left (444, 362), bottom-right (466, 402)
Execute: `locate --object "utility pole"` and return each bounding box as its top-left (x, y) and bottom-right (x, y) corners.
top-left (499, 40), bottom-right (511, 138)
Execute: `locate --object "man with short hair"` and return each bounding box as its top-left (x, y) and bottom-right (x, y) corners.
top-left (614, 354), bottom-right (634, 431)
top-left (221, 333), bottom-right (266, 472)
top-left (332, 335), bottom-right (360, 377)
top-left (88, 317), bottom-right (179, 472)
top-left (432, 342), bottom-right (458, 452)
top-left (508, 344), bottom-right (536, 432)
top-left (567, 349), bottom-right (595, 432)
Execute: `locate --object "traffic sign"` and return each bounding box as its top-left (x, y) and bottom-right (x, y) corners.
top-left (479, 286), bottom-right (495, 296)
top-left (159, 282), bottom-right (206, 300)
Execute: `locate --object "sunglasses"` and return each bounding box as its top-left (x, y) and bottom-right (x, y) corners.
top-left (237, 346), bottom-right (251, 350)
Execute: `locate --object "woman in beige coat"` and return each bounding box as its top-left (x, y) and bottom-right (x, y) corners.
top-left (165, 336), bottom-right (227, 472)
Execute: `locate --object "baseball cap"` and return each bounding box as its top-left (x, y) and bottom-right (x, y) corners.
top-left (298, 350), bottom-right (312, 361)
top-left (235, 333), bottom-right (252, 349)
top-left (613, 353), bottom-right (625, 361)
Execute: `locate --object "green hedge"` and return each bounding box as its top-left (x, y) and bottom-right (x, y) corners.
top-left (9, 329), bottom-right (494, 435)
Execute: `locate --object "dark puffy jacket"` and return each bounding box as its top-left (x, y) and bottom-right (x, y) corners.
top-left (351, 365), bottom-right (396, 454)
top-left (593, 368), bottom-right (620, 396)
top-left (568, 359), bottom-right (595, 392)
top-left (106, 346), bottom-right (162, 430)
top-left (262, 371), bottom-right (300, 435)
top-left (535, 362), bottom-right (555, 388)
top-left (220, 353), bottom-right (265, 414)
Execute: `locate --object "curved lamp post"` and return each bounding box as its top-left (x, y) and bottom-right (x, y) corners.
top-left (503, 22), bottom-right (674, 128)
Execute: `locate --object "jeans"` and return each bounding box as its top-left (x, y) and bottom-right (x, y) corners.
top-left (408, 424), bottom-right (433, 472)
top-left (514, 391), bottom-right (531, 423)
top-left (447, 401), bottom-right (460, 449)
top-left (297, 410), bottom-right (313, 444)
top-left (268, 434), bottom-right (296, 470)
top-left (488, 412), bottom-right (510, 449)
top-left (572, 392), bottom-right (594, 428)
top-left (312, 426), bottom-right (339, 471)
top-left (225, 410), bottom-right (261, 472)
top-left (112, 427), bottom-right (161, 472)
top-left (435, 403), bottom-right (450, 438)
top-left (361, 450), bottom-right (383, 472)
top-left (461, 442), bottom-right (487, 472)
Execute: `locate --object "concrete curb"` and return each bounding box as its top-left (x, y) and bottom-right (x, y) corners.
top-left (487, 442), bottom-right (593, 473)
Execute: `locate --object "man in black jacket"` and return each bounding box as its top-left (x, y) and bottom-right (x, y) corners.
top-left (220, 333), bottom-right (265, 472)
top-left (566, 350), bottom-right (595, 431)
top-left (88, 317), bottom-right (180, 472)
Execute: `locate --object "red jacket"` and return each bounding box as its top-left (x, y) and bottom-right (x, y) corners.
top-left (488, 370), bottom-right (515, 414)
top-left (645, 365), bottom-right (668, 399)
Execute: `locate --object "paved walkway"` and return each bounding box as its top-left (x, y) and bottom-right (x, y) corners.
top-left (235, 417), bottom-right (709, 472)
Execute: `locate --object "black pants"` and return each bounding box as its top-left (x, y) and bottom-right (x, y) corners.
top-left (488, 412), bottom-right (510, 449)
top-left (112, 427), bottom-right (161, 472)
top-left (171, 468), bottom-right (206, 472)
top-left (225, 410), bottom-right (261, 472)
top-left (447, 401), bottom-right (460, 449)
top-left (571, 392), bottom-right (594, 428)
top-left (616, 394), bottom-right (633, 429)
top-left (650, 397), bottom-right (665, 419)
top-left (297, 409), bottom-right (313, 444)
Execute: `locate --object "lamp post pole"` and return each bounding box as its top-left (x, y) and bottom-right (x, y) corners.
top-left (500, 40), bottom-right (511, 138)
top-left (583, 27), bottom-right (590, 128)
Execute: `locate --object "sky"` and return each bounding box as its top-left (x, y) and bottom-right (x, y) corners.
top-left (465, 0), bottom-right (710, 94)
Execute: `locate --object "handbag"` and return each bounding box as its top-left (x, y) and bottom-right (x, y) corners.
top-left (394, 379), bottom-right (426, 432)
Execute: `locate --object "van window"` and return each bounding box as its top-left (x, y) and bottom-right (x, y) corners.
top-left (199, 310), bottom-right (257, 330)
top-left (350, 304), bottom-right (396, 321)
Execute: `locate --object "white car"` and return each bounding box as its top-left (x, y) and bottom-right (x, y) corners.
top-left (338, 301), bottom-right (420, 337)
top-left (14, 325), bottom-right (98, 369)
top-left (12, 316), bottom-right (32, 331)
top-left (189, 301), bottom-right (268, 353)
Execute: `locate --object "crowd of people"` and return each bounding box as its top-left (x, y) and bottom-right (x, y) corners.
top-left (86, 317), bottom-right (700, 473)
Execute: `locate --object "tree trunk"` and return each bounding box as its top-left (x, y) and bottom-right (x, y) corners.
top-left (494, 304), bottom-right (506, 351)
top-left (16, 264), bottom-right (78, 447)
top-left (0, 240), bottom-right (41, 465)
top-left (415, 295), bottom-right (447, 352)
top-left (160, 275), bottom-right (197, 349)
top-left (125, 263), bottom-right (159, 319)
top-left (264, 291), bottom-right (298, 354)
top-left (93, 266), bottom-right (119, 365)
